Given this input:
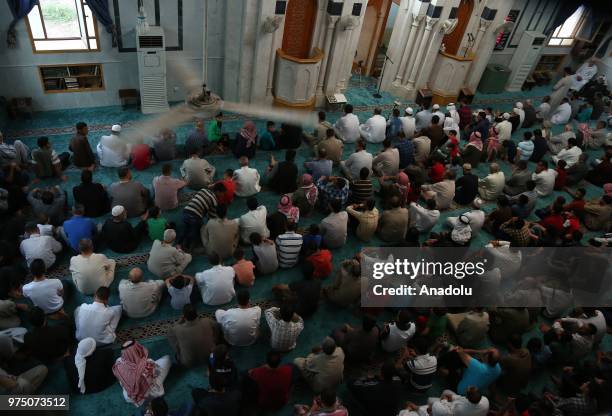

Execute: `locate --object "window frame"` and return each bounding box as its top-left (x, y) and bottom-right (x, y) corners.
top-left (547, 6), bottom-right (588, 47)
top-left (25, 0), bottom-right (101, 54)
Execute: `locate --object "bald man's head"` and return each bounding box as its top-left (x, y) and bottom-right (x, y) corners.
top-left (129, 267), bottom-right (144, 283)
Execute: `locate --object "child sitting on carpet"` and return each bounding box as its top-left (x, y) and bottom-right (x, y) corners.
top-left (147, 206), bottom-right (169, 241)
top-left (232, 248), bottom-right (255, 287)
top-left (165, 274), bottom-right (194, 311)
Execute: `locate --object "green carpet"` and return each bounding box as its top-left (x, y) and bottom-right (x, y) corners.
top-left (1, 76), bottom-right (609, 415)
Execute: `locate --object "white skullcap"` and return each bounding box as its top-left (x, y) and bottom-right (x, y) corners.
top-left (405, 107), bottom-right (414, 115)
top-left (503, 112), bottom-right (510, 119)
top-left (516, 102), bottom-right (523, 108)
top-left (111, 205), bottom-right (125, 217)
top-left (432, 104), bottom-right (440, 110)
top-left (111, 124), bottom-right (122, 133)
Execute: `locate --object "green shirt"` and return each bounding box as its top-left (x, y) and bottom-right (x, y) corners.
top-left (207, 122), bottom-right (222, 142)
top-left (147, 217), bottom-right (168, 241)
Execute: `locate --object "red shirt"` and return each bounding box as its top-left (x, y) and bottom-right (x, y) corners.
top-left (429, 162), bottom-right (445, 183)
top-left (448, 136), bottom-right (459, 159)
top-left (563, 199), bottom-right (585, 214)
top-left (216, 178), bottom-right (235, 205)
top-left (307, 249), bottom-right (333, 278)
top-left (540, 214), bottom-right (564, 233)
top-left (249, 365), bottom-right (293, 410)
top-left (564, 216), bottom-right (580, 234)
top-left (131, 144), bottom-right (152, 170)
top-left (554, 167), bottom-right (567, 190)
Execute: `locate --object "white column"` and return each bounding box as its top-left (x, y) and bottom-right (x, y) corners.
top-left (263, 16), bottom-right (284, 99)
top-left (317, 15), bottom-right (339, 97)
top-left (402, 16), bottom-right (427, 84)
top-left (472, 18), bottom-right (492, 53)
top-left (394, 13), bottom-right (423, 84)
top-left (336, 15), bottom-right (360, 91)
top-left (406, 16), bottom-right (439, 88)
top-left (381, 0), bottom-right (411, 89)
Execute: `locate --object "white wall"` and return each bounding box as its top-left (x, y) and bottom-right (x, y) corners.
top-left (0, 0), bottom-right (231, 111)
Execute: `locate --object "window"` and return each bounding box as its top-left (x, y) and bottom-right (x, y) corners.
top-left (547, 5), bottom-right (587, 47)
top-left (27, 0), bottom-right (99, 52)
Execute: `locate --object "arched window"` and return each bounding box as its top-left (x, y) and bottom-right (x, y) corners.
top-left (282, 0), bottom-right (317, 58)
top-left (442, 0), bottom-right (473, 56)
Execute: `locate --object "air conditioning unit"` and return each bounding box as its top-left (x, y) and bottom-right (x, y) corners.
top-left (506, 31), bottom-right (546, 92)
top-left (137, 26), bottom-right (169, 114)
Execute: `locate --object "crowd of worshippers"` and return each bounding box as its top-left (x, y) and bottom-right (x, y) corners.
top-left (0, 60), bottom-right (611, 415)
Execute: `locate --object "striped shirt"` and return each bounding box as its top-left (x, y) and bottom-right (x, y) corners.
top-left (275, 231), bottom-right (303, 268)
top-left (349, 179), bottom-right (373, 203)
top-left (403, 353), bottom-right (437, 390)
top-left (184, 189), bottom-right (217, 219)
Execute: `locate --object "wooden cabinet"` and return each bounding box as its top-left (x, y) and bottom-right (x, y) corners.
top-left (39, 64), bottom-right (104, 93)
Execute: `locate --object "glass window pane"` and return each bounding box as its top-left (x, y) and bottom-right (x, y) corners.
top-left (27, 8), bottom-right (45, 38)
top-left (33, 38), bottom-right (89, 51)
top-left (547, 38), bottom-right (561, 46)
top-left (84, 5), bottom-right (96, 37)
top-left (39, 0), bottom-right (81, 39)
top-left (557, 6), bottom-right (584, 38)
top-left (561, 38), bottom-right (574, 46)
top-left (88, 38), bottom-right (97, 49)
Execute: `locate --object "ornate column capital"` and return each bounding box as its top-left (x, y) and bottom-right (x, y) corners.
top-left (262, 15), bottom-right (283, 33)
top-left (478, 17), bottom-right (493, 32)
top-left (339, 15), bottom-right (360, 31)
top-left (411, 13), bottom-right (425, 26)
top-left (326, 14), bottom-right (340, 27)
top-left (425, 16), bottom-right (439, 30)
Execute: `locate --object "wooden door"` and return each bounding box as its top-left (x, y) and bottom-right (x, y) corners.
top-left (282, 0), bottom-right (317, 58)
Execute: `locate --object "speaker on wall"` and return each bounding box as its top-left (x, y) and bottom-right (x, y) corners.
top-left (327, 1), bottom-right (342, 16)
top-left (352, 3), bottom-right (362, 16)
top-left (275, 1), bottom-right (286, 15)
top-left (481, 7), bottom-right (497, 21)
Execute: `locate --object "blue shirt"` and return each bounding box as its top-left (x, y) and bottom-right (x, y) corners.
top-left (259, 131), bottom-right (276, 150)
top-left (457, 357), bottom-right (501, 395)
top-left (306, 159), bottom-right (333, 182)
top-left (395, 140), bottom-right (415, 168)
top-left (303, 234), bottom-right (322, 249)
top-left (62, 215), bottom-right (96, 251)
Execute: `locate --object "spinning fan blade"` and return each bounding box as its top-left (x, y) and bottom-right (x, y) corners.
top-left (222, 101), bottom-right (318, 127)
top-left (122, 104), bottom-right (196, 143)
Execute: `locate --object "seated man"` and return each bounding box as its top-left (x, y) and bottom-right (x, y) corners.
top-left (152, 163), bottom-right (186, 211)
top-left (130, 139), bottom-right (153, 171)
top-left (72, 169), bottom-right (110, 218)
top-left (195, 254), bottom-right (236, 306)
top-left (248, 350), bottom-right (294, 411)
top-left (454, 347), bottom-right (502, 395)
top-left (96, 124), bottom-right (129, 167)
top-left (0, 130), bottom-right (29, 168)
top-left (20, 222), bottom-right (62, 268)
top-left (304, 148), bottom-right (333, 182)
top-left (359, 108), bottom-right (386, 143)
top-left (239, 197), bottom-right (269, 244)
top-left (60, 204), bottom-right (97, 253)
top-left (396, 336), bottom-right (437, 392)
top-left (340, 139), bottom-right (373, 182)
top-left (147, 229), bottom-right (192, 279)
top-left (233, 156), bottom-right (261, 197)
top-left (409, 199), bottom-right (440, 234)
top-left (380, 310), bottom-right (416, 353)
top-left (215, 289), bottom-right (261, 346)
top-left (372, 139), bottom-right (400, 177)
top-left (323, 259), bottom-right (361, 308)
top-left (167, 304), bottom-right (218, 367)
top-left (74, 286), bottom-right (122, 345)
top-left (377, 196), bottom-right (409, 243)
top-left (27, 186), bottom-right (66, 226)
top-left (109, 167), bottom-right (150, 218)
top-left (201, 203), bottom-right (239, 260)
top-left (421, 171), bottom-right (456, 210)
top-left (294, 337), bottom-right (345, 393)
top-left (317, 128), bottom-right (344, 165)
top-left (31, 136), bottom-right (68, 180)
top-left (180, 149), bottom-right (216, 190)
top-left (478, 163), bottom-right (505, 201)
top-left (70, 238), bottom-right (116, 295)
top-left (22, 259), bottom-right (65, 316)
top-left (447, 308), bottom-right (490, 348)
top-left (100, 205), bottom-right (148, 253)
top-left (347, 360), bottom-right (404, 416)
top-left (320, 199), bottom-right (348, 249)
top-left (265, 303), bottom-right (304, 352)
top-left (334, 104), bottom-right (360, 143)
top-left (118, 267), bottom-right (164, 318)
top-left (333, 315), bottom-right (380, 364)
top-left (267, 150), bottom-right (298, 194)
top-left (24, 306), bottom-right (72, 362)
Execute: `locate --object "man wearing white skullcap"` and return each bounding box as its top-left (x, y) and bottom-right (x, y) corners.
top-left (446, 103), bottom-right (460, 125)
top-left (514, 102), bottom-right (525, 127)
top-left (96, 124), bottom-right (130, 167)
top-left (432, 103), bottom-right (446, 126)
top-left (100, 205), bottom-right (149, 253)
top-left (147, 228), bottom-right (192, 278)
top-left (495, 113), bottom-right (512, 144)
top-left (399, 107), bottom-right (416, 139)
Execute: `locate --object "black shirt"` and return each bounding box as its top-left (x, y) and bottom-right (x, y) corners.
top-left (530, 136), bottom-right (548, 163)
top-left (269, 161), bottom-right (298, 194)
top-left (348, 377), bottom-right (404, 416)
top-left (454, 173), bottom-right (478, 205)
top-left (100, 219), bottom-right (146, 253)
top-left (279, 124), bottom-right (303, 149)
top-left (64, 347), bottom-right (115, 394)
top-left (24, 324), bottom-right (73, 362)
top-left (73, 182), bottom-right (110, 217)
top-left (289, 279), bottom-right (321, 318)
top-left (192, 388), bottom-right (242, 416)
top-left (266, 212), bottom-right (288, 241)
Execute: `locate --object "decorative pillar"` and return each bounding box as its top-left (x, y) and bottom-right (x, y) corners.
top-left (263, 15), bottom-right (284, 99)
top-left (317, 15), bottom-right (340, 98)
top-left (336, 15), bottom-right (360, 91)
top-left (472, 17), bottom-right (493, 52)
top-left (406, 16), bottom-right (439, 88)
top-left (394, 13), bottom-right (424, 84)
top-left (381, 0), bottom-right (411, 89)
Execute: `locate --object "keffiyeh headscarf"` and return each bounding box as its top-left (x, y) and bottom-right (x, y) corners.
top-left (75, 338), bottom-right (97, 394)
top-left (451, 214), bottom-right (472, 244)
top-left (394, 172), bottom-right (411, 205)
top-left (278, 194), bottom-right (300, 223)
top-left (240, 121), bottom-right (257, 148)
top-left (467, 131), bottom-right (483, 151)
top-left (301, 174), bottom-right (318, 207)
top-left (112, 341), bottom-right (157, 406)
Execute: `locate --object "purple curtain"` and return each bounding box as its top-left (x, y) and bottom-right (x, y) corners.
top-left (87, 0), bottom-right (117, 48)
top-left (6, 0), bottom-right (39, 48)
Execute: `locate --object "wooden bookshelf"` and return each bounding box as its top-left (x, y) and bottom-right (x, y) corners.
top-left (39, 64), bottom-right (104, 93)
